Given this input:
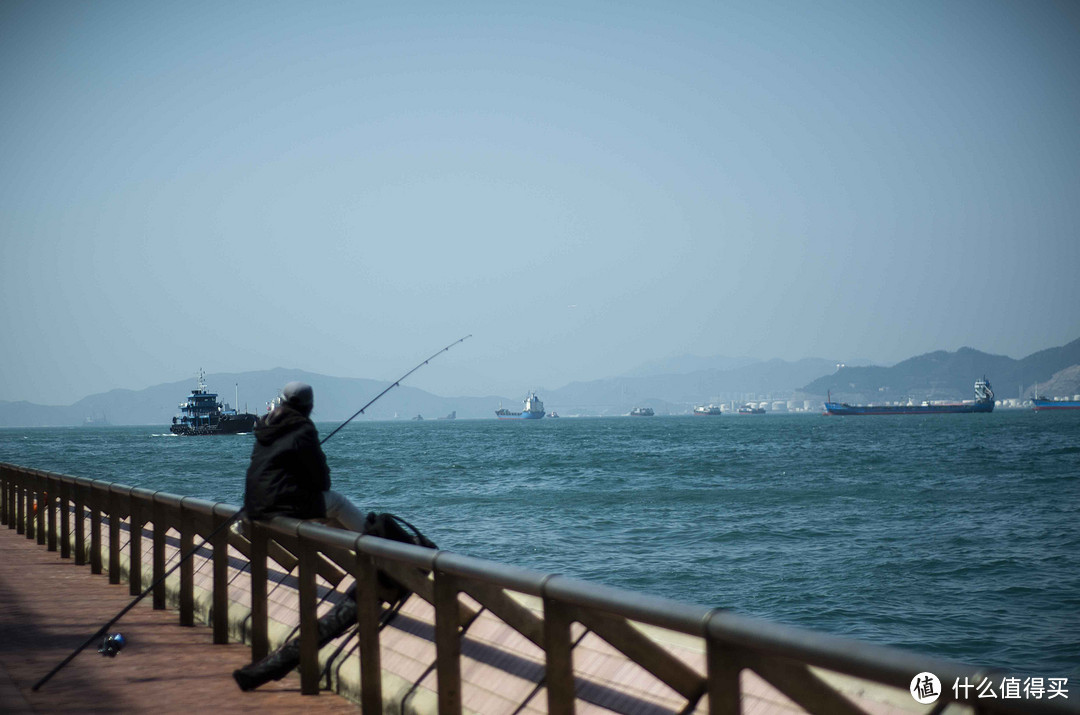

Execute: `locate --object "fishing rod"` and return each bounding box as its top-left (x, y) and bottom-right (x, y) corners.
top-left (32, 510), bottom-right (247, 691)
top-left (33, 334), bottom-right (472, 691)
top-left (320, 333), bottom-right (472, 444)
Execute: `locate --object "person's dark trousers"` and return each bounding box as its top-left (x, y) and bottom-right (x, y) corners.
top-left (233, 585), bottom-right (362, 690)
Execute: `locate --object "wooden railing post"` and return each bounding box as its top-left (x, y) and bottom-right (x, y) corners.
top-left (211, 508), bottom-right (231, 644)
top-left (355, 547), bottom-right (383, 714)
top-left (108, 486), bottom-right (125, 585)
top-left (128, 498), bottom-right (142, 595)
top-left (74, 481), bottom-right (87, 565)
top-left (45, 473), bottom-right (57, 552)
top-left (179, 500), bottom-right (195, 626)
top-left (89, 495), bottom-right (103, 575)
top-left (249, 520), bottom-right (269, 660)
top-left (298, 530), bottom-right (320, 695)
top-left (542, 594), bottom-right (577, 715)
top-left (25, 471), bottom-right (37, 541)
top-left (434, 567), bottom-right (463, 715)
top-left (152, 494), bottom-right (169, 609)
top-left (706, 638), bottom-right (743, 715)
top-left (128, 489), bottom-right (155, 596)
top-left (0, 466), bottom-right (8, 526)
top-left (16, 477), bottom-right (26, 535)
top-left (35, 471), bottom-right (46, 546)
top-left (59, 478), bottom-right (71, 559)
top-left (2, 467), bottom-right (12, 527)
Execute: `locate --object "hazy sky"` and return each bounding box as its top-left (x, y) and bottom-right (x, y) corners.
top-left (2, 1), bottom-right (1078, 405)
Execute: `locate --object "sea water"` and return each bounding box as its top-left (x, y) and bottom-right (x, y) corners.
top-left (2, 411), bottom-right (1077, 678)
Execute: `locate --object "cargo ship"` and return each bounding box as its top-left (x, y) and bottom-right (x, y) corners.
top-left (1032, 396), bottom-right (1080, 411)
top-left (737, 404), bottom-right (765, 415)
top-left (629, 407), bottom-right (654, 417)
top-left (693, 404), bottom-right (722, 416)
top-left (170, 370), bottom-right (258, 435)
top-left (824, 378), bottom-right (995, 416)
top-left (495, 392), bottom-right (545, 420)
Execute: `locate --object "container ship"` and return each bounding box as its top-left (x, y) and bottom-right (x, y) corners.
top-left (170, 370), bottom-right (258, 435)
top-left (824, 378), bottom-right (995, 416)
top-left (495, 392), bottom-right (546, 420)
top-left (629, 407), bottom-right (654, 417)
top-left (693, 404), bottom-right (722, 416)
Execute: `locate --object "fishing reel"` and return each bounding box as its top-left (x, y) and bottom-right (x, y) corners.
top-left (98, 633), bottom-right (126, 657)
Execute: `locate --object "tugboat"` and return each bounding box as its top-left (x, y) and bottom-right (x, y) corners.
top-left (170, 369), bottom-right (258, 435)
top-left (495, 392), bottom-right (546, 419)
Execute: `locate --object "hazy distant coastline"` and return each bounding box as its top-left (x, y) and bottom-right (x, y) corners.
top-left (2, 338), bottom-right (1078, 428)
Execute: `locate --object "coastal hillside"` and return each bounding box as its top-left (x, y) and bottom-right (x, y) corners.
top-left (1032, 365), bottom-right (1080, 399)
top-left (0, 369), bottom-right (505, 427)
top-left (800, 338), bottom-right (1080, 403)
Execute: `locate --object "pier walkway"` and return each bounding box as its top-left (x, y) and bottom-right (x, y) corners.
top-left (0, 525), bottom-right (355, 713)
top-left (3, 463), bottom-right (1075, 715)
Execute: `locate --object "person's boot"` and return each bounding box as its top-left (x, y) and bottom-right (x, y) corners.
top-left (232, 639), bottom-right (301, 690)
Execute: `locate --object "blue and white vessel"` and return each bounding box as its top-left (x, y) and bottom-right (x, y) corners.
top-left (496, 392), bottom-right (546, 420)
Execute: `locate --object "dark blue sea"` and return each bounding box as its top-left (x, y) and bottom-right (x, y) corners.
top-left (3, 411), bottom-right (1078, 679)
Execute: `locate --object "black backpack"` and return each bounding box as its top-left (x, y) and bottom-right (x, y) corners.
top-left (362, 511), bottom-right (437, 549)
top-left (360, 511), bottom-right (438, 605)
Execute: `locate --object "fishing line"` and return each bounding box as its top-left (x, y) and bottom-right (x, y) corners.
top-left (33, 335), bottom-right (472, 691)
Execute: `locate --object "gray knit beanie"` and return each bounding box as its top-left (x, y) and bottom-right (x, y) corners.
top-left (281, 381), bottom-right (314, 409)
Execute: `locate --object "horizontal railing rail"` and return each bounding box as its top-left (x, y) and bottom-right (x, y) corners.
top-left (2, 461), bottom-right (1075, 715)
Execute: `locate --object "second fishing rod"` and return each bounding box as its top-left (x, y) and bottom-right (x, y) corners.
top-left (33, 334), bottom-right (472, 691)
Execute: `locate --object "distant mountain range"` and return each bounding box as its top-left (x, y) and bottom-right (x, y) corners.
top-left (544, 357), bottom-right (847, 415)
top-left (802, 338), bottom-right (1080, 403)
top-left (1, 338), bottom-right (1078, 427)
top-left (0, 369), bottom-right (505, 428)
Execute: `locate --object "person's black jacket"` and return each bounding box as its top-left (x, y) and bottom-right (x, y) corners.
top-left (243, 404), bottom-right (330, 520)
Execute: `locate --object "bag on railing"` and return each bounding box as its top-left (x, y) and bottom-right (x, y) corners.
top-left (362, 511), bottom-right (437, 605)
top-left (232, 512), bottom-right (437, 692)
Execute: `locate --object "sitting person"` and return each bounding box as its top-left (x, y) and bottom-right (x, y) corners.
top-left (243, 381), bottom-right (366, 531)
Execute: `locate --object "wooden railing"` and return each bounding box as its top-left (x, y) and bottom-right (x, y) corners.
top-left (2, 461), bottom-right (1075, 715)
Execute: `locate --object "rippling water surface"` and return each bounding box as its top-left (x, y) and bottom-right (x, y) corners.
top-left (3, 411), bottom-right (1077, 677)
